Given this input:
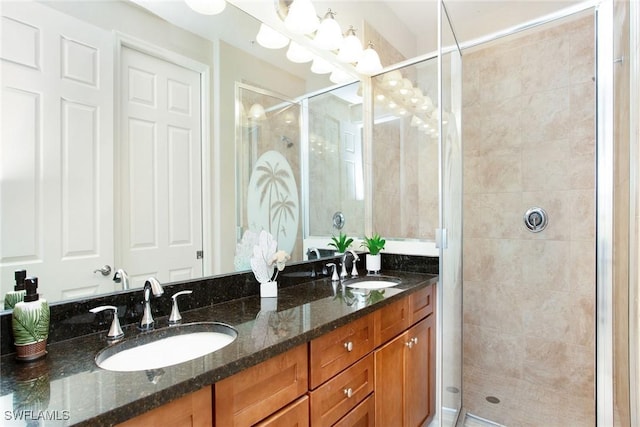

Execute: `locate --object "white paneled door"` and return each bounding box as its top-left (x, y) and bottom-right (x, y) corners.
top-left (1, 2), bottom-right (115, 301)
top-left (118, 46), bottom-right (203, 288)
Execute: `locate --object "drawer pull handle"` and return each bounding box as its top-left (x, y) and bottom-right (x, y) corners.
top-left (344, 341), bottom-right (353, 352)
top-left (406, 337), bottom-right (419, 348)
top-left (344, 388), bottom-right (353, 398)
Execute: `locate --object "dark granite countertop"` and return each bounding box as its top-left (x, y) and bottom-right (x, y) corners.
top-left (0, 271), bottom-right (437, 426)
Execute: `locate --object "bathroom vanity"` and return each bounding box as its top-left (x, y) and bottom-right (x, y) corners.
top-left (0, 267), bottom-right (436, 426)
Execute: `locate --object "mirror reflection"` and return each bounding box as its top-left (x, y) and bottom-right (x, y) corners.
top-left (372, 59), bottom-right (441, 241)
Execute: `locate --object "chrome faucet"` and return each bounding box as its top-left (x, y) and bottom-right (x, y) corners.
top-left (307, 247), bottom-right (321, 277)
top-left (340, 250), bottom-right (360, 279)
top-left (113, 269), bottom-right (130, 290)
top-left (307, 247), bottom-right (321, 260)
top-left (139, 277), bottom-right (164, 331)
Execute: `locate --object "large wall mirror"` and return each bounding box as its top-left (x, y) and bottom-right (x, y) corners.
top-left (1, 0), bottom-right (441, 306)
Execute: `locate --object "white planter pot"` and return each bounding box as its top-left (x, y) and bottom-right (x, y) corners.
top-left (366, 254), bottom-right (381, 274)
top-left (260, 281), bottom-right (278, 298)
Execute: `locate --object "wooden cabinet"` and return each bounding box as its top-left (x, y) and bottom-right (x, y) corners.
top-left (214, 344), bottom-right (308, 426)
top-left (375, 315), bottom-right (435, 427)
top-left (309, 354), bottom-right (375, 426)
top-left (117, 386), bottom-right (212, 427)
top-left (120, 283), bottom-right (435, 427)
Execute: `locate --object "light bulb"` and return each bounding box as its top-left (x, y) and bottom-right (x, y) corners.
top-left (256, 24), bottom-right (289, 49)
top-left (185, 0), bottom-right (226, 15)
top-left (337, 26), bottom-right (363, 63)
top-left (355, 42), bottom-right (383, 75)
top-left (286, 41), bottom-right (314, 63)
top-left (284, 0), bottom-right (319, 35)
top-left (314, 10), bottom-right (342, 50)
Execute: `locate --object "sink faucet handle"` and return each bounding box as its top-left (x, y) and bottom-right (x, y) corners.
top-left (90, 305), bottom-right (124, 341)
top-left (169, 290), bottom-right (193, 325)
top-left (326, 263), bottom-right (339, 281)
top-left (350, 256), bottom-right (359, 277)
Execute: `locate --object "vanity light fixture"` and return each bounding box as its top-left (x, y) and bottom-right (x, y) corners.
top-left (256, 23), bottom-right (290, 49)
top-left (355, 42), bottom-right (383, 74)
top-left (184, 0), bottom-right (226, 15)
top-left (284, 0), bottom-right (319, 35)
top-left (336, 26), bottom-right (363, 63)
top-left (286, 41), bottom-right (314, 63)
top-left (313, 9), bottom-right (343, 51)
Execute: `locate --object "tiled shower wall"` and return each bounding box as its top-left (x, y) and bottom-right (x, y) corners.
top-left (461, 15), bottom-right (596, 426)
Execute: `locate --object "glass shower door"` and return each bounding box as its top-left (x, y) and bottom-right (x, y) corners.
top-left (438, 1), bottom-right (463, 425)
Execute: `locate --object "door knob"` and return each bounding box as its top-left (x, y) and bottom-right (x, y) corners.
top-left (93, 265), bottom-right (112, 276)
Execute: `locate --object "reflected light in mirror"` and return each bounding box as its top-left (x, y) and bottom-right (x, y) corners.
top-left (286, 41), bottom-right (314, 63)
top-left (249, 103), bottom-right (267, 120)
top-left (256, 23), bottom-right (290, 49)
top-left (284, 0), bottom-right (319, 35)
top-left (185, 0), bottom-right (226, 15)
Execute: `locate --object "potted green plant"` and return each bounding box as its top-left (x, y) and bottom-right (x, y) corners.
top-left (361, 233), bottom-right (386, 274)
top-left (328, 232), bottom-right (353, 254)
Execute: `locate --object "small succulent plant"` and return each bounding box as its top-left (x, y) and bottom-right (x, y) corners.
top-left (328, 232), bottom-right (354, 253)
top-left (361, 233), bottom-right (386, 255)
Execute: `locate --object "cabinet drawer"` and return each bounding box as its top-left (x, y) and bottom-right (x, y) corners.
top-left (309, 314), bottom-right (375, 389)
top-left (374, 296), bottom-right (409, 346)
top-left (309, 354), bottom-right (374, 427)
top-left (255, 395), bottom-right (309, 427)
top-left (409, 284), bottom-right (434, 324)
top-left (333, 393), bottom-right (375, 427)
top-left (214, 344), bottom-right (308, 426)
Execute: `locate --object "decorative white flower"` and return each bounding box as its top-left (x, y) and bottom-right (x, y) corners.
top-left (269, 250), bottom-right (291, 272)
top-left (250, 231), bottom-right (289, 284)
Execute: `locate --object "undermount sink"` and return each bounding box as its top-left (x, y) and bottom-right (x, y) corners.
top-left (344, 276), bottom-right (402, 290)
top-left (95, 322), bottom-right (237, 372)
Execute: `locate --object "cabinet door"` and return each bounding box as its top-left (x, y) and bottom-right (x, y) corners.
top-left (374, 330), bottom-right (407, 427)
top-left (117, 386), bottom-right (212, 427)
top-left (406, 317), bottom-right (434, 427)
top-left (215, 344), bottom-right (308, 426)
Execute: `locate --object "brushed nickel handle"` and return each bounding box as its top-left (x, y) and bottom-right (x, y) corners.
top-left (344, 341), bottom-right (354, 352)
top-left (93, 265), bottom-right (112, 276)
top-left (344, 388), bottom-right (353, 398)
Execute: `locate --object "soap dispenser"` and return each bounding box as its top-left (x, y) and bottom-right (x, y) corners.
top-left (12, 277), bottom-right (50, 361)
top-left (4, 269), bottom-right (27, 309)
